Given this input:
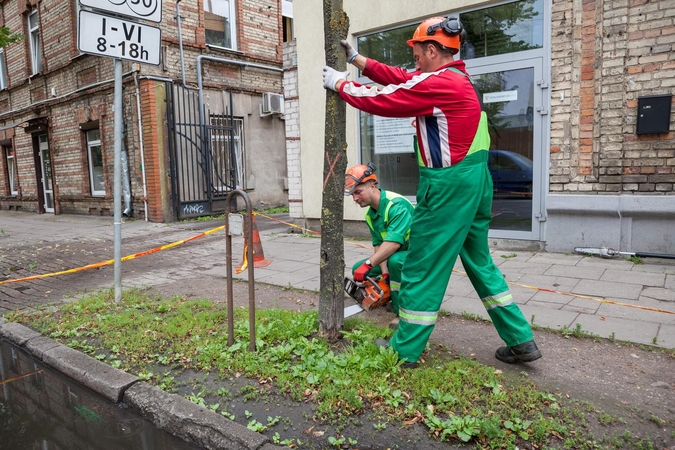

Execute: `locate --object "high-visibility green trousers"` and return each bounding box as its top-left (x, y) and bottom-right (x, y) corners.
top-left (390, 151), bottom-right (534, 363)
top-left (353, 251), bottom-right (406, 314)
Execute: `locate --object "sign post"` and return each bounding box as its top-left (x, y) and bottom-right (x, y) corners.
top-left (78, 0), bottom-right (162, 303)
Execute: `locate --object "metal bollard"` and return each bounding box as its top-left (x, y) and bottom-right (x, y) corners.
top-left (224, 190), bottom-right (256, 351)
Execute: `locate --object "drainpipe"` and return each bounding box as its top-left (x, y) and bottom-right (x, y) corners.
top-left (133, 70), bottom-right (149, 221)
top-left (176, 0), bottom-right (187, 87)
top-left (196, 55), bottom-right (283, 130)
top-left (121, 139), bottom-right (132, 217)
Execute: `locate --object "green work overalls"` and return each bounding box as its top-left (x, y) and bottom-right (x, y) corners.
top-left (352, 190), bottom-right (414, 314)
top-left (390, 98), bottom-right (535, 363)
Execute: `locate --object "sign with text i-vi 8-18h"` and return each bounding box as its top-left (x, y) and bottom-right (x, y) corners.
top-left (78, 10), bottom-right (161, 65)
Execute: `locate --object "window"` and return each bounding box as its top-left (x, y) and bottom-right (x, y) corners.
top-left (356, 24), bottom-right (419, 197)
top-left (28, 8), bottom-right (42, 74)
top-left (5, 146), bottom-right (17, 195)
top-left (210, 116), bottom-right (244, 191)
top-left (460, 0), bottom-right (544, 60)
top-left (204, 0), bottom-right (237, 49)
top-left (0, 49), bottom-right (7, 90)
top-left (86, 129), bottom-right (105, 196)
top-left (354, 0), bottom-right (544, 199)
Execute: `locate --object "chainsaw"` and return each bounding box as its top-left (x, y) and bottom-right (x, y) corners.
top-left (343, 275), bottom-right (391, 311)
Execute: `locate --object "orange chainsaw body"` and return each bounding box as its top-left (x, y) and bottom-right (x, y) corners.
top-left (343, 275), bottom-right (391, 311)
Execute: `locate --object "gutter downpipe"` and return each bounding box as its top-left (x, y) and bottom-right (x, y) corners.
top-left (133, 70), bottom-right (149, 221)
top-left (196, 55), bottom-right (283, 131)
top-left (176, 0), bottom-right (187, 87)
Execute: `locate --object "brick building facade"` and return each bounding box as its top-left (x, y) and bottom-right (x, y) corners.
top-left (0, 0), bottom-right (289, 222)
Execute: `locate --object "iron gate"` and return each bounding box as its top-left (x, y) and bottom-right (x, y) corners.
top-left (166, 83), bottom-right (239, 219)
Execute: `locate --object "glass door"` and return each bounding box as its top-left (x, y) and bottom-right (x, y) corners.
top-left (466, 58), bottom-right (546, 240)
top-left (38, 134), bottom-right (54, 213)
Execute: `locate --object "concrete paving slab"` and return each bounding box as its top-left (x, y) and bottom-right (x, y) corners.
top-left (667, 274), bottom-right (675, 290)
top-left (639, 287), bottom-right (675, 302)
top-left (289, 277), bottom-right (320, 292)
top-left (519, 302), bottom-right (579, 329)
top-left (507, 283), bottom-right (538, 304)
top-left (445, 277), bottom-right (477, 298)
top-left (629, 263), bottom-right (675, 275)
top-left (562, 297), bottom-right (601, 314)
top-left (571, 313), bottom-right (660, 346)
top-left (528, 290), bottom-right (573, 305)
top-left (656, 323), bottom-right (675, 348)
top-left (43, 344), bottom-right (138, 403)
top-left (440, 296), bottom-right (490, 320)
top-left (525, 252), bottom-right (584, 266)
top-left (499, 260), bottom-right (553, 272)
top-left (575, 257), bottom-right (634, 270)
top-left (543, 265), bottom-right (606, 280)
top-left (600, 269), bottom-right (666, 287)
top-left (242, 270), bottom-right (318, 287)
top-left (596, 300), bottom-right (675, 326)
top-left (571, 279), bottom-right (644, 300)
top-left (509, 273), bottom-right (580, 292)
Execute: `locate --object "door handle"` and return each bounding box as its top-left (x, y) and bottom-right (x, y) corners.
top-left (536, 107), bottom-right (548, 115)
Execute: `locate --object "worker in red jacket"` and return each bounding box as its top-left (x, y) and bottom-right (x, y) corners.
top-left (322, 16), bottom-right (541, 367)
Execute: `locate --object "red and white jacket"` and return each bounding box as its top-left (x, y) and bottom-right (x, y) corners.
top-left (339, 58), bottom-right (481, 168)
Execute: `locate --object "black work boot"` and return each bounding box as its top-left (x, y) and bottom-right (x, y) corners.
top-left (374, 338), bottom-right (418, 369)
top-left (495, 340), bottom-right (542, 363)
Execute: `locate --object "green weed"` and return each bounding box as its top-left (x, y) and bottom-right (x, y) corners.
top-left (12, 289), bottom-right (671, 449)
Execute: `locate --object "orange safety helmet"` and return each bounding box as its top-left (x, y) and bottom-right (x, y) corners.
top-left (406, 16), bottom-right (464, 54)
top-left (344, 163), bottom-right (377, 196)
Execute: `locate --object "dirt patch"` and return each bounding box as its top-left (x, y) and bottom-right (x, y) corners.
top-left (142, 281), bottom-right (675, 449)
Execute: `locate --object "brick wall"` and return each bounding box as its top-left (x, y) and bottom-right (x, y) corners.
top-left (550, 0), bottom-right (675, 194)
top-left (283, 39), bottom-right (303, 218)
top-left (0, 0), bottom-right (285, 220)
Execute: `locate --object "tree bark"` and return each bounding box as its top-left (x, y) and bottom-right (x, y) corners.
top-left (318, 1), bottom-right (349, 342)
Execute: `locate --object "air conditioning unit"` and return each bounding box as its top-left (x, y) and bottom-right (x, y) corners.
top-left (261, 92), bottom-right (284, 116)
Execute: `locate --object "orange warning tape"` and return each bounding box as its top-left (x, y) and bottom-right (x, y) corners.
top-left (256, 212), bottom-right (674, 316)
top-left (0, 225), bottom-right (225, 286)
top-left (252, 212), bottom-right (372, 250)
top-left (2, 214), bottom-right (673, 317)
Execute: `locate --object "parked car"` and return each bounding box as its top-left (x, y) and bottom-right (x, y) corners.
top-left (487, 150), bottom-right (533, 196)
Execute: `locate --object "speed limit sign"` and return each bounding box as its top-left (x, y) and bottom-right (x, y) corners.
top-left (78, 0), bottom-right (162, 23)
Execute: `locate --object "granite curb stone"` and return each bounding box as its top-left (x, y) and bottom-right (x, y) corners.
top-left (0, 321), bottom-right (42, 345)
top-left (124, 382), bottom-right (281, 450)
top-left (24, 335), bottom-right (64, 360)
top-left (42, 343), bottom-right (139, 403)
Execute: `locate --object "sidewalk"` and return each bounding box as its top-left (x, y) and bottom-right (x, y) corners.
top-left (1, 210), bottom-right (674, 348)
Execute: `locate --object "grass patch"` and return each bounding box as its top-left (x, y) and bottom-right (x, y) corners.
top-left (5, 289), bottom-right (667, 448)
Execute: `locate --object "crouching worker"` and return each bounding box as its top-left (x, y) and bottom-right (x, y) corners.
top-left (344, 163), bottom-right (414, 327)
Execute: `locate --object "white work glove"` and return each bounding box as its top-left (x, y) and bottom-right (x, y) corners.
top-left (323, 66), bottom-right (349, 92)
top-left (340, 39), bottom-right (359, 64)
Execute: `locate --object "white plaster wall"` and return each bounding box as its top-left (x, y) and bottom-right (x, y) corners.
top-left (295, 1), bottom-right (484, 221)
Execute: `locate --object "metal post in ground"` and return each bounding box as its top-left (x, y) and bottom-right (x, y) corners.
top-left (113, 58), bottom-right (123, 303)
top-left (225, 190), bottom-right (256, 351)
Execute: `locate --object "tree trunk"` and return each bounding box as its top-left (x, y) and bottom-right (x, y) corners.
top-left (318, 1), bottom-right (349, 342)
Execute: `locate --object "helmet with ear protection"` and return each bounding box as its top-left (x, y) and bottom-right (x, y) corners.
top-left (344, 162), bottom-right (377, 196)
top-left (406, 16), bottom-right (465, 54)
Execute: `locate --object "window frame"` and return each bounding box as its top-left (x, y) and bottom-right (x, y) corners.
top-left (86, 129), bottom-right (105, 197)
top-left (5, 146), bottom-right (17, 195)
top-left (204, 0), bottom-right (238, 50)
top-left (28, 7), bottom-right (42, 75)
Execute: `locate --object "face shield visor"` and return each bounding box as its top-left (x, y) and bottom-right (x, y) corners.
top-left (344, 174), bottom-right (362, 196)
